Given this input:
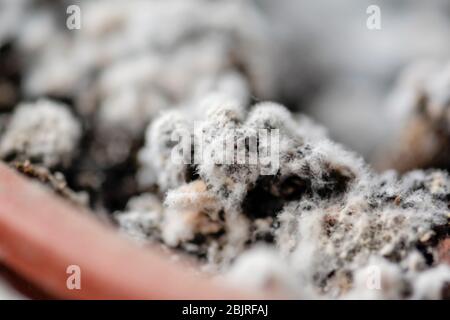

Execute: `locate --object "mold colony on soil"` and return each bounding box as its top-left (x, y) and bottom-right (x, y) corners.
top-left (118, 100), bottom-right (450, 299)
top-left (0, 0), bottom-right (449, 299)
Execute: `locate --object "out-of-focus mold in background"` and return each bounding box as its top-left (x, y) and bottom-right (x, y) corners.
top-left (259, 0), bottom-right (450, 159)
top-left (1, 0), bottom-right (450, 160)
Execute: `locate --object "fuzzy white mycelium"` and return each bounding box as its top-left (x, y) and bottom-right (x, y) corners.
top-left (0, 99), bottom-right (81, 167)
top-left (116, 96), bottom-right (450, 299)
top-left (1, 0), bottom-right (449, 300)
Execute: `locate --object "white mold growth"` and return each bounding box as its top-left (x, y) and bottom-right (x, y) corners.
top-left (0, 99), bottom-right (81, 167)
top-left (130, 98), bottom-right (450, 299)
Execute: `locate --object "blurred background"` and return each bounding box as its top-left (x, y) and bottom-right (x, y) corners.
top-left (0, 0), bottom-right (450, 300)
top-left (1, 0), bottom-right (449, 163)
